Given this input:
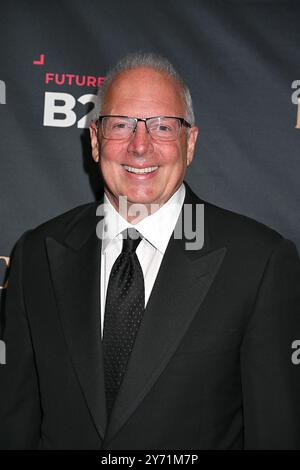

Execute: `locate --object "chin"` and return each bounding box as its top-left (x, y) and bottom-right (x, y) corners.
top-left (126, 189), bottom-right (160, 206)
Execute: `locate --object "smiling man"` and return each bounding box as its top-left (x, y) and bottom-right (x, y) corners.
top-left (1, 53), bottom-right (300, 450)
top-left (89, 65), bottom-right (198, 216)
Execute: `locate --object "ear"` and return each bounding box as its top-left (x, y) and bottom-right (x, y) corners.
top-left (186, 126), bottom-right (199, 167)
top-left (89, 120), bottom-right (100, 162)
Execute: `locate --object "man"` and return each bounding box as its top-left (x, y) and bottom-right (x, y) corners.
top-left (1, 53), bottom-right (300, 450)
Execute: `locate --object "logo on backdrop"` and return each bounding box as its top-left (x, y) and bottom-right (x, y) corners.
top-left (291, 80), bottom-right (300, 128)
top-left (33, 53), bottom-right (104, 129)
top-left (0, 340), bottom-right (5, 365)
top-left (0, 80), bottom-right (6, 104)
top-left (291, 340), bottom-right (300, 365)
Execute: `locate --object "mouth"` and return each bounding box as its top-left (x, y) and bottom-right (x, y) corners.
top-left (122, 165), bottom-right (159, 174)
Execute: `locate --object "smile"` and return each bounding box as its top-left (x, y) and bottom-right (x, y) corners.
top-left (123, 165), bottom-right (159, 174)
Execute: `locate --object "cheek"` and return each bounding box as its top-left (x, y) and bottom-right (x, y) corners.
top-left (100, 140), bottom-right (126, 162)
top-left (156, 141), bottom-right (185, 163)
top-left (163, 146), bottom-right (187, 171)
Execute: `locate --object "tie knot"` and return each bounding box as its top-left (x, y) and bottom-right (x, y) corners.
top-left (121, 228), bottom-right (142, 253)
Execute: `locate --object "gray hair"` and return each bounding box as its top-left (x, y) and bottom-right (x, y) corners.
top-left (95, 52), bottom-right (195, 125)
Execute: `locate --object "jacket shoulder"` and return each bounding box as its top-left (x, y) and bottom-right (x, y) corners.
top-left (25, 202), bottom-right (98, 242)
top-left (203, 199), bottom-right (284, 253)
top-left (185, 183), bottom-right (284, 249)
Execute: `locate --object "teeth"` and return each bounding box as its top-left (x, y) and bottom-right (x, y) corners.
top-left (123, 165), bottom-right (158, 174)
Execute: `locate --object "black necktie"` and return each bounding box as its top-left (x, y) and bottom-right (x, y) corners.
top-left (102, 228), bottom-right (145, 419)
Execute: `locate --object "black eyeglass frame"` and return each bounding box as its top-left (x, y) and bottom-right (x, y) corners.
top-left (96, 115), bottom-right (192, 139)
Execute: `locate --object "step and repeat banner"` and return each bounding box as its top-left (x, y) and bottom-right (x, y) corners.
top-left (1, 0), bottom-right (300, 319)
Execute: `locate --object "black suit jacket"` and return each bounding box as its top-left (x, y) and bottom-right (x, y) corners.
top-left (1, 183), bottom-right (300, 450)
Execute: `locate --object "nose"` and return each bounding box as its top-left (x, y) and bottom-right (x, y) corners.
top-left (127, 121), bottom-right (153, 156)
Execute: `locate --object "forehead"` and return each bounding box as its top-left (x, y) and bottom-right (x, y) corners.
top-left (101, 67), bottom-right (185, 117)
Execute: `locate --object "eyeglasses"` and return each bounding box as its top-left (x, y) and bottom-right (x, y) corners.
top-left (96, 115), bottom-right (191, 141)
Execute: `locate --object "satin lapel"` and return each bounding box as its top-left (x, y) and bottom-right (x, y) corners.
top-left (104, 185), bottom-right (227, 444)
top-left (45, 204), bottom-right (107, 440)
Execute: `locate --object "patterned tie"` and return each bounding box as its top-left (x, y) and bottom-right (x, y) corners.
top-left (102, 228), bottom-right (145, 419)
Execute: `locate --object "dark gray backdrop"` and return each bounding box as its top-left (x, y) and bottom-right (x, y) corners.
top-left (1, 0), bottom-right (300, 304)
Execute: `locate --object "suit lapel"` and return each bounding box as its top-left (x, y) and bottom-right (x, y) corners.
top-left (44, 186), bottom-right (227, 445)
top-left (45, 203), bottom-right (107, 440)
top-left (104, 185), bottom-right (227, 444)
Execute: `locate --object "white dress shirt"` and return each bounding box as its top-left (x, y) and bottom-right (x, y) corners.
top-left (100, 183), bottom-right (186, 339)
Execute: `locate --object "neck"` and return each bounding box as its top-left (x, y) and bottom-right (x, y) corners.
top-left (105, 192), bottom-right (162, 224)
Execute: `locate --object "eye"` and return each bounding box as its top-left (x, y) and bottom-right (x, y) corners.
top-left (112, 122), bottom-right (128, 129)
top-left (109, 118), bottom-right (132, 129)
top-left (148, 121), bottom-right (173, 133)
top-left (157, 124), bottom-right (172, 132)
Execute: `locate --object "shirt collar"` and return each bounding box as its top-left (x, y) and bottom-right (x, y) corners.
top-left (101, 183), bottom-right (186, 254)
